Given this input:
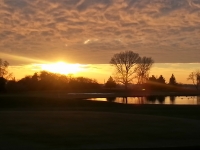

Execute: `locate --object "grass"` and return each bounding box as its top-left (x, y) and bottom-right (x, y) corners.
top-left (1, 92), bottom-right (200, 149)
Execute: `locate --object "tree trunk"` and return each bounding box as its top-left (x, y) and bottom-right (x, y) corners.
top-left (195, 84), bottom-right (198, 90)
top-left (123, 97), bottom-right (128, 104)
top-left (125, 83), bottom-right (128, 91)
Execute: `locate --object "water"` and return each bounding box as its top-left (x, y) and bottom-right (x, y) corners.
top-left (87, 96), bottom-right (200, 105)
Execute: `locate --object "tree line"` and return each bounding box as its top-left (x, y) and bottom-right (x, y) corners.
top-left (0, 52), bottom-right (200, 93)
top-left (107, 51), bottom-right (199, 91)
top-left (109, 51), bottom-right (179, 90)
top-left (5, 71), bottom-right (100, 92)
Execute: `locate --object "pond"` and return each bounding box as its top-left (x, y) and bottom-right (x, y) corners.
top-left (87, 96), bottom-right (200, 105)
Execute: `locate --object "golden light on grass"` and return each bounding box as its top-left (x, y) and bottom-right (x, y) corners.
top-left (41, 62), bottom-right (83, 75)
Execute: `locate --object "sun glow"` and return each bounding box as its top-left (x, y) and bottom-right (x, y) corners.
top-left (41, 62), bottom-right (83, 75)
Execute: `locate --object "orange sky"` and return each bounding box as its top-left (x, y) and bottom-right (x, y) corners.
top-left (1, 0), bottom-right (200, 65)
top-left (1, 0), bottom-right (200, 84)
top-left (9, 62), bottom-right (199, 84)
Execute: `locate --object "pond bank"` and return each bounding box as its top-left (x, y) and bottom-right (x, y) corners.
top-left (66, 91), bottom-right (200, 99)
top-left (1, 90), bottom-right (200, 99)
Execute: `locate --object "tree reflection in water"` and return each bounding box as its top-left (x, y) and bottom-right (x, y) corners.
top-left (91, 96), bottom-right (199, 105)
top-left (137, 97), bottom-right (145, 104)
top-left (122, 97), bottom-right (128, 104)
top-left (170, 96), bottom-right (176, 104)
top-left (106, 97), bottom-right (116, 103)
top-left (197, 96), bottom-right (200, 105)
top-left (146, 96), bottom-right (157, 104)
top-left (157, 96), bottom-right (165, 104)
top-left (146, 96), bottom-right (166, 104)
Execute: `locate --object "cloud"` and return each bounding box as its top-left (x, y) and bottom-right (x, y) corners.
top-left (84, 39), bottom-right (91, 44)
top-left (1, 0), bottom-right (200, 64)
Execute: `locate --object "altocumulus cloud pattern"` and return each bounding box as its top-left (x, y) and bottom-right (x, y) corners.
top-left (0, 0), bottom-right (200, 64)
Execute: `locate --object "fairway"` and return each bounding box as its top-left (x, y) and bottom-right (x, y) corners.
top-left (1, 111), bottom-right (200, 149)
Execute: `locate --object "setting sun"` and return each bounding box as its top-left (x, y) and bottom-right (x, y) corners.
top-left (41, 62), bottom-right (83, 75)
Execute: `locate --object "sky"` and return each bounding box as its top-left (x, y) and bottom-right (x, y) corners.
top-left (0, 0), bottom-right (200, 84)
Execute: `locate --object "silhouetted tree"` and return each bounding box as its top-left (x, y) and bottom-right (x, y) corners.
top-left (18, 75), bottom-right (33, 90)
top-left (148, 75), bottom-right (157, 82)
top-left (16, 71), bottom-right (101, 91)
top-left (169, 74), bottom-right (177, 85)
top-left (68, 77), bottom-right (100, 90)
top-left (32, 73), bottom-right (39, 89)
top-left (6, 79), bottom-right (19, 92)
top-left (110, 51), bottom-right (140, 90)
top-left (135, 57), bottom-right (154, 84)
top-left (187, 70), bottom-right (200, 90)
top-left (0, 59), bottom-right (12, 79)
top-left (0, 77), bottom-right (6, 92)
top-left (145, 75), bottom-right (157, 90)
top-left (145, 75), bottom-right (167, 91)
top-left (105, 76), bottom-right (117, 88)
top-left (37, 71), bottom-right (62, 90)
top-left (32, 73), bottom-right (39, 82)
top-left (157, 75), bottom-right (165, 84)
top-left (17, 71), bottom-right (57, 90)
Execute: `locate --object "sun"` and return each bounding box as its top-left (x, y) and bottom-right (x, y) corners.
top-left (41, 62), bottom-right (82, 75)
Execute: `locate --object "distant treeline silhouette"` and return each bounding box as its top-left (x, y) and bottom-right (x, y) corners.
top-left (0, 71), bottom-right (195, 93)
top-left (5, 71), bottom-right (100, 92)
top-left (0, 57), bottom-right (199, 93)
top-left (143, 74), bottom-right (182, 91)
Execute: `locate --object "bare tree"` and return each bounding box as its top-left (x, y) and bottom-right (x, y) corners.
top-left (134, 57), bottom-right (154, 84)
top-left (110, 51), bottom-right (140, 90)
top-left (0, 59), bottom-right (13, 79)
top-left (187, 70), bottom-right (200, 90)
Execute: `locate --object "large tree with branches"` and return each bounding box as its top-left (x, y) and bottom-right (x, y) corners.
top-left (187, 70), bottom-right (200, 90)
top-left (110, 51), bottom-right (140, 90)
top-left (134, 57), bottom-right (154, 84)
top-left (0, 59), bottom-right (12, 79)
top-left (0, 59), bottom-right (12, 92)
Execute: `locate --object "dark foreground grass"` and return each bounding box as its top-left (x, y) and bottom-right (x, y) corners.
top-left (1, 93), bottom-right (200, 149)
top-left (1, 111), bottom-right (200, 150)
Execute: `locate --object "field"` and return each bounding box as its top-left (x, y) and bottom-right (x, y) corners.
top-left (1, 92), bottom-right (200, 149)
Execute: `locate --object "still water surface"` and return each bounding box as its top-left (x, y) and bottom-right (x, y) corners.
top-left (88, 96), bottom-right (200, 105)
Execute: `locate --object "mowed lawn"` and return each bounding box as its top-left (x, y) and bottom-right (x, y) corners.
top-left (1, 94), bottom-right (200, 149)
top-left (1, 111), bottom-right (200, 149)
